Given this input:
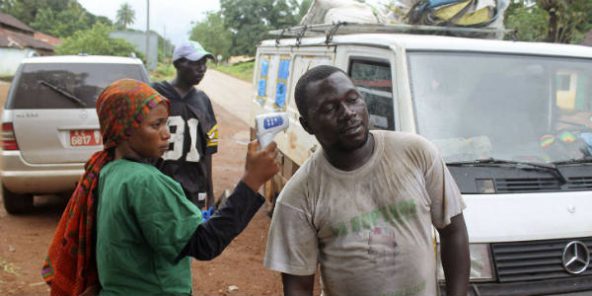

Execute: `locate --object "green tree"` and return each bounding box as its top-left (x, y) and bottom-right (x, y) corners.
top-left (190, 12), bottom-right (232, 61)
top-left (0, 0), bottom-right (111, 37)
top-left (298, 0), bottom-right (312, 21)
top-left (220, 0), bottom-right (303, 56)
top-left (504, 0), bottom-right (592, 44)
top-left (56, 23), bottom-right (143, 59)
top-left (0, 0), bottom-right (63, 25)
top-left (505, 1), bottom-right (548, 42)
top-left (538, 0), bottom-right (592, 43)
top-left (31, 4), bottom-right (89, 37)
top-left (116, 2), bottom-right (135, 30)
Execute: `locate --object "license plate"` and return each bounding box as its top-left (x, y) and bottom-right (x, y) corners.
top-left (70, 130), bottom-right (102, 147)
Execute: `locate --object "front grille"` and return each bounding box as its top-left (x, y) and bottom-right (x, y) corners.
top-left (565, 176), bottom-right (592, 190)
top-left (495, 177), bottom-right (592, 193)
top-left (491, 237), bottom-right (592, 282)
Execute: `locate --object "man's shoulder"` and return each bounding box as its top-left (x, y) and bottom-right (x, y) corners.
top-left (377, 130), bottom-right (434, 151)
top-left (192, 88), bottom-right (211, 101)
top-left (375, 131), bottom-right (440, 170)
top-left (151, 80), bottom-right (170, 90)
top-left (278, 157), bottom-right (314, 194)
top-left (151, 81), bottom-right (177, 99)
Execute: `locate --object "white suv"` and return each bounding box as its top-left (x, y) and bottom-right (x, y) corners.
top-left (1, 55), bottom-right (149, 214)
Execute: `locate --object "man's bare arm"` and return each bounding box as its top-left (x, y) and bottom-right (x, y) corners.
top-left (282, 273), bottom-right (314, 296)
top-left (437, 213), bottom-right (470, 296)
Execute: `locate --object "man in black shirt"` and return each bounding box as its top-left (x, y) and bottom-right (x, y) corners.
top-left (152, 40), bottom-right (218, 211)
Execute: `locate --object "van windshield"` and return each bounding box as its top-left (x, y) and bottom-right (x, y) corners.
top-left (9, 63), bottom-right (148, 109)
top-left (408, 52), bottom-right (592, 164)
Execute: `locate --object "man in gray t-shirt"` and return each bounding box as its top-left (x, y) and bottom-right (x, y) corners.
top-left (264, 65), bottom-right (470, 296)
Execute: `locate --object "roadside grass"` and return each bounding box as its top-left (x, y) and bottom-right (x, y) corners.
top-left (149, 60), bottom-right (254, 83)
top-left (150, 63), bottom-right (176, 82)
top-left (210, 60), bottom-right (254, 83)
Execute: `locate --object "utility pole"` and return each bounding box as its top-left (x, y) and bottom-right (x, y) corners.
top-left (163, 24), bottom-right (168, 59)
top-left (145, 0), bottom-right (150, 68)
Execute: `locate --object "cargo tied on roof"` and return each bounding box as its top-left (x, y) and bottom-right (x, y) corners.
top-left (299, 0), bottom-right (510, 39)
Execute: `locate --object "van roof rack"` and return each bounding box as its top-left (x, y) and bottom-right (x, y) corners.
top-left (269, 22), bottom-right (512, 45)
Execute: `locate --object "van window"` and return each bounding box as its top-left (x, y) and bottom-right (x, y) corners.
top-left (9, 63), bottom-right (148, 109)
top-left (349, 60), bottom-right (394, 130)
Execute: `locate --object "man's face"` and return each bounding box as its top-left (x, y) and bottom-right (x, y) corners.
top-left (175, 57), bottom-right (208, 86)
top-left (301, 72), bottom-right (369, 152)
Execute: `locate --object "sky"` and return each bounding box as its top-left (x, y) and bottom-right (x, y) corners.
top-left (78, 0), bottom-right (220, 46)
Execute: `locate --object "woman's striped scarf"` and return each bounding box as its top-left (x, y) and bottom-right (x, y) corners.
top-left (41, 79), bottom-right (169, 296)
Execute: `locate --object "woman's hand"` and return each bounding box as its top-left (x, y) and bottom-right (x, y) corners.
top-left (241, 140), bottom-right (280, 192)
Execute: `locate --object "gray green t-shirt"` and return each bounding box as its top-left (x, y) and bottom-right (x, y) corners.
top-left (97, 159), bottom-right (201, 296)
top-left (264, 130), bottom-right (465, 296)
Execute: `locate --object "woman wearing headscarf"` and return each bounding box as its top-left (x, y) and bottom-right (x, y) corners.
top-left (42, 79), bottom-right (279, 296)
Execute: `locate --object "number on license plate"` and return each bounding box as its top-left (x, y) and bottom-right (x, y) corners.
top-left (70, 130), bottom-right (102, 147)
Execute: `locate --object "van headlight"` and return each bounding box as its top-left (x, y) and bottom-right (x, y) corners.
top-left (437, 243), bottom-right (495, 282)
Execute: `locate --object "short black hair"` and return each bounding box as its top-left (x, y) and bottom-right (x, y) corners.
top-left (294, 65), bottom-right (345, 120)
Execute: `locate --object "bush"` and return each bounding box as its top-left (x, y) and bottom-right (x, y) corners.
top-left (56, 23), bottom-right (143, 60)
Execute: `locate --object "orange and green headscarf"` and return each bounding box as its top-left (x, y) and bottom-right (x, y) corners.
top-left (42, 79), bottom-right (169, 295)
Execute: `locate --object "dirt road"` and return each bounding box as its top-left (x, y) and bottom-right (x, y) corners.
top-left (0, 77), bottom-right (311, 295)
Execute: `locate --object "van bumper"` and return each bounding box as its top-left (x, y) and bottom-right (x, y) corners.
top-left (440, 275), bottom-right (592, 296)
top-left (1, 150), bottom-right (83, 194)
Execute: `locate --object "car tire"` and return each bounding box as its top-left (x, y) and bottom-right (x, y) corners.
top-left (2, 185), bottom-right (33, 214)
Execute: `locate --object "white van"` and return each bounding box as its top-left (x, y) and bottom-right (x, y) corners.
top-left (249, 23), bottom-right (592, 295)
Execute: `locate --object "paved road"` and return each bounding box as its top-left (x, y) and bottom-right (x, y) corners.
top-left (199, 69), bottom-right (253, 125)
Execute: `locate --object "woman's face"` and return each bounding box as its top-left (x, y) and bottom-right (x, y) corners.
top-left (127, 104), bottom-right (171, 159)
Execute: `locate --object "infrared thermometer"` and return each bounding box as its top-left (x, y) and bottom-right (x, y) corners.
top-left (255, 112), bottom-right (289, 148)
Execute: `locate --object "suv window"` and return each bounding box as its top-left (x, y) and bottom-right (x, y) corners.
top-left (349, 60), bottom-right (394, 130)
top-left (8, 63), bottom-right (148, 109)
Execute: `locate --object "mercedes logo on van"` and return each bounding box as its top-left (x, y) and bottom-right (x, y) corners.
top-left (562, 241), bottom-right (590, 275)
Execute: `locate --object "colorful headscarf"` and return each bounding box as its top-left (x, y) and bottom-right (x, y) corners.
top-left (42, 79), bottom-right (169, 295)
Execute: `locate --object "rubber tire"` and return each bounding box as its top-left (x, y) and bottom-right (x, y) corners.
top-left (2, 185), bottom-right (34, 214)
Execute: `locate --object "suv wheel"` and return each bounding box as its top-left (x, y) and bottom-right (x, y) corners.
top-left (2, 185), bottom-right (33, 214)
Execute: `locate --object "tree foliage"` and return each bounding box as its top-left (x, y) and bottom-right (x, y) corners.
top-left (0, 0), bottom-right (111, 37)
top-left (298, 0), bottom-right (313, 21)
top-left (220, 0), bottom-right (303, 56)
top-left (505, 0), bottom-right (592, 44)
top-left (31, 4), bottom-right (89, 37)
top-left (190, 12), bottom-right (232, 61)
top-left (538, 0), bottom-right (592, 43)
top-left (505, 1), bottom-right (548, 42)
top-left (116, 3), bottom-right (135, 30)
top-left (56, 23), bottom-right (143, 59)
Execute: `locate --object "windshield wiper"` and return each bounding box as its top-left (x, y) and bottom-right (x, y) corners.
top-left (552, 157), bottom-right (592, 166)
top-left (39, 80), bottom-right (87, 108)
top-left (448, 158), bottom-right (567, 184)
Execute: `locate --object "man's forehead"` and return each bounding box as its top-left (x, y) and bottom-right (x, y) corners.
top-left (307, 72), bottom-right (353, 96)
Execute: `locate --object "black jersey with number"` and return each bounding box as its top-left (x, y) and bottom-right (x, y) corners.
top-left (152, 81), bottom-right (218, 208)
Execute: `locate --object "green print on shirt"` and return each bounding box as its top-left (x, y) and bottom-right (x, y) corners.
top-left (330, 200), bottom-right (417, 237)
